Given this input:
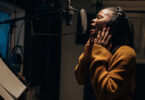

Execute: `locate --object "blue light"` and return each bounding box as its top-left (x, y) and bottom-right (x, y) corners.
top-left (0, 11), bottom-right (11, 58)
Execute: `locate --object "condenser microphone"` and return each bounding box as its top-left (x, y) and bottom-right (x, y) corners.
top-left (61, 0), bottom-right (88, 34)
top-left (65, 0), bottom-right (77, 26)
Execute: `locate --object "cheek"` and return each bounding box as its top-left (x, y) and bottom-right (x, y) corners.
top-left (96, 21), bottom-right (107, 31)
top-left (102, 22), bottom-right (107, 28)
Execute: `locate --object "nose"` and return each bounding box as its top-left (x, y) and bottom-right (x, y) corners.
top-left (90, 18), bottom-right (97, 27)
top-left (91, 18), bottom-right (96, 23)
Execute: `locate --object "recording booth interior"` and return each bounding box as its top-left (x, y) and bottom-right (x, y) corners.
top-left (0, 0), bottom-right (145, 100)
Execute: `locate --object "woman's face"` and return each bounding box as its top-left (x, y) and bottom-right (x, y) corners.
top-left (90, 9), bottom-right (113, 35)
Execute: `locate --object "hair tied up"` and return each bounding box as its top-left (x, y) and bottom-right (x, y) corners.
top-left (116, 6), bottom-right (122, 11)
top-left (116, 6), bottom-right (125, 17)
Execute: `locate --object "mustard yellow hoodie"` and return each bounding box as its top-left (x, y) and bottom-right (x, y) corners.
top-left (75, 44), bottom-right (136, 100)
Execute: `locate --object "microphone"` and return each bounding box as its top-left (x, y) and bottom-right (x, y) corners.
top-left (60, 0), bottom-right (88, 34)
top-left (65, 0), bottom-right (77, 26)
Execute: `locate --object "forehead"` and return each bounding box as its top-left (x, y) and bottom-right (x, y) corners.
top-left (98, 9), bottom-right (113, 18)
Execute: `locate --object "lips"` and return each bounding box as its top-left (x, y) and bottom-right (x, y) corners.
top-left (90, 22), bottom-right (96, 28)
top-left (90, 28), bottom-right (96, 35)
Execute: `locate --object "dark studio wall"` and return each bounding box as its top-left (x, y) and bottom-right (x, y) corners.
top-left (23, 0), bottom-right (62, 100)
top-left (135, 63), bottom-right (145, 100)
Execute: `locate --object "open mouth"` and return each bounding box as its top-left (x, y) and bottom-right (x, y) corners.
top-left (90, 23), bottom-right (96, 29)
top-left (90, 28), bottom-right (96, 35)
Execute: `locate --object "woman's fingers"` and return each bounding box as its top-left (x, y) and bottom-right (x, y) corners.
top-left (94, 31), bottom-right (101, 44)
top-left (97, 31), bottom-right (101, 39)
top-left (105, 34), bottom-right (112, 46)
top-left (97, 28), bottom-right (107, 44)
top-left (90, 36), bottom-right (94, 43)
top-left (100, 28), bottom-right (106, 41)
top-left (87, 35), bottom-right (94, 44)
top-left (94, 27), bottom-right (112, 50)
top-left (103, 27), bottom-right (110, 45)
top-left (102, 27), bottom-right (110, 42)
top-left (88, 27), bottom-right (111, 50)
top-left (87, 36), bottom-right (91, 44)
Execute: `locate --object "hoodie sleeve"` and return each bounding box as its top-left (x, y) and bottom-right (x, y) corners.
top-left (90, 44), bottom-right (136, 100)
top-left (74, 44), bottom-right (93, 84)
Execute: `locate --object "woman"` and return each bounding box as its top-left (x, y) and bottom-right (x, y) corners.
top-left (74, 7), bottom-right (136, 100)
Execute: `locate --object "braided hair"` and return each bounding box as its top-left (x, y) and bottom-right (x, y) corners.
top-left (105, 7), bottom-right (134, 49)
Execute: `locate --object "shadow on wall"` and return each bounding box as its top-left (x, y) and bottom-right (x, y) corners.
top-left (135, 63), bottom-right (145, 100)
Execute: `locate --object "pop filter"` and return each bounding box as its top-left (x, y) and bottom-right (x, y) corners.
top-left (79, 9), bottom-right (87, 34)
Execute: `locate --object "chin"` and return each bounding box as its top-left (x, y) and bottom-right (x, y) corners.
top-left (96, 27), bottom-right (102, 32)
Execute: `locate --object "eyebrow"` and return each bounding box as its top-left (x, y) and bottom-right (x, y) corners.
top-left (96, 14), bottom-right (104, 19)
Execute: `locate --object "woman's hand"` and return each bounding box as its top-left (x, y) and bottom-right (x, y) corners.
top-left (87, 27), bottom-right (112, 50)
top-left (94, 27), bottom-right (112, 50)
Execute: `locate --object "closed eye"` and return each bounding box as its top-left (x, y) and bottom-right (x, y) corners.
top-left (97, 15), bottom-right (104, 19)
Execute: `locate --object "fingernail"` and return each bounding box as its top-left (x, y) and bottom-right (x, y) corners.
top-left (103, 28), bottom-right (106, 31)
top-left (98, 31), bottom-right (101, 33)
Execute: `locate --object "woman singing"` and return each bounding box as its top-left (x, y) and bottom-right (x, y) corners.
top-left (74, 7), bottom-right (136, 100)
